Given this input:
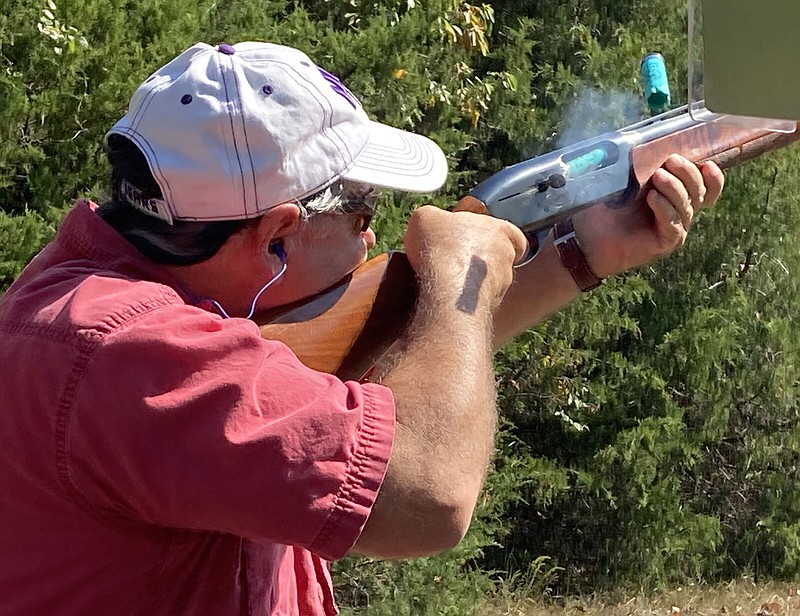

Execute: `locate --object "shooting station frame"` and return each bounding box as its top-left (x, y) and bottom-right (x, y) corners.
top-left (688, 0), bottom-right (798, 132)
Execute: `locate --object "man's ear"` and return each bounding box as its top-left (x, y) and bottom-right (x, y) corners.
top-left (252, 203), bottom-right (302, 255)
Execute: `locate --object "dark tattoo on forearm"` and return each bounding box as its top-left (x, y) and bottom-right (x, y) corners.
top-left (456, 255), bottom-right (487, 315)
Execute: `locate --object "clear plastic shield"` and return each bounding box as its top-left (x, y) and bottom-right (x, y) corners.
top-left (688, 0), bottom-right (797, 133)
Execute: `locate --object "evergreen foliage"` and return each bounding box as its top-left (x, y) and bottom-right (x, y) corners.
top-left (3, 0), bottom-right (800, 611)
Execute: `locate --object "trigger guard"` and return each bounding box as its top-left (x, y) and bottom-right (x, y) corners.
top-left (513, 227), bottom-right (552, 268)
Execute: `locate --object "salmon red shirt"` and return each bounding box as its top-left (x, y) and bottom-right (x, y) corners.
top-left (0, 201), bottom-right (395, 615)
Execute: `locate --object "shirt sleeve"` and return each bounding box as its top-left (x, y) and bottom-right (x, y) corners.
top-left (67, 303), bottom-right (395, 561)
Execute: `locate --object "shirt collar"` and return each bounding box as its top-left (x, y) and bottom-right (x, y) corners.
top-left (55, 200), bottom-right (206, 306)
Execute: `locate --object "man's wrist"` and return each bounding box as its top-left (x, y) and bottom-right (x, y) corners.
top-left (553, 218), bottom-right (603, 292)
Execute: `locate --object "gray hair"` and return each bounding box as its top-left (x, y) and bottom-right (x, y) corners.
top-left (296, 180), bottom-right (378, 219)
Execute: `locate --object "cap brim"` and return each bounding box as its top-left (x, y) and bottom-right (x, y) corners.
top-left (341, 121), bottom-right (448, 193)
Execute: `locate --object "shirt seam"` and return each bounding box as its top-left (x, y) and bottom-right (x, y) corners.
top-left (0, 319), bottom-right (87, 343)
top-left (53, 294), bottom-right (192, 531)
top-left (309, 385), bottom-right (394, 558)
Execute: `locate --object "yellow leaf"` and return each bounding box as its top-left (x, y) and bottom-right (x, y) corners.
top-left (393, 68), bottom-right (407, 79)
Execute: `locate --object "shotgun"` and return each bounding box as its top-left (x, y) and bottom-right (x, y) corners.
top-left (255, 104), bottom-right (800, 380)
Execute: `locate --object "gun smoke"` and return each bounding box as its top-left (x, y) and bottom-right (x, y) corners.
top-left (557, 86), bottom-right (645, 148)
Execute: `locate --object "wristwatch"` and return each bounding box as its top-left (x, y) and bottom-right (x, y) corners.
top-left (553, 218), bottom-right (603, 292)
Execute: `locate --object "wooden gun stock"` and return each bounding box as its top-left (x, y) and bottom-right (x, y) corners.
top-left (255, 251), bottom-right (416, 380)
top-left (256, 116), bottom-right (800, 380)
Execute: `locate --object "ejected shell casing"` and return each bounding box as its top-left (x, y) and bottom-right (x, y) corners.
top-left (641, 53), bottom-right (671, 112)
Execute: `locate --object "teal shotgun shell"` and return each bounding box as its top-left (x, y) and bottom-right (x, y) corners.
top-left (565, 147), bottom-right (608, 177)
top-left (641, 53), bottom-right (671, 112)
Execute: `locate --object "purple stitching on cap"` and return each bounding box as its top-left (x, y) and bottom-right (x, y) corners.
top-left (180, 94), bottom-right (193, 105)
top-left (218, 51), bottom-right (257, 216)
top-left (262, 84), bottom-right (273, 95)
top-left (217, 43), bottom-right (236, 55)
top-left (317, 67), bottom-right (359, 109)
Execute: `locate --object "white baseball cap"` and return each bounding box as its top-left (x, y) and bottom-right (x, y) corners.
top-left (107, 41), bottom-right (448, 223)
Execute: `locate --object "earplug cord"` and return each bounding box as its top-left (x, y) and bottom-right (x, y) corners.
top-left (210, 248), bottom-right (287, 320)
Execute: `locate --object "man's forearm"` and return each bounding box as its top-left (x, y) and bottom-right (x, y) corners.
top-left (353, 261), bottom-right (499, 558)
top-left (493, 237), bottom-right (582, 347)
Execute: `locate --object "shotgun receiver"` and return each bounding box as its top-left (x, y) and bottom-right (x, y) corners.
top-left (255, 105), bottom-right (800, 380)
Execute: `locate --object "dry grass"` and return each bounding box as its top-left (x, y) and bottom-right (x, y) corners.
top-left (483, 578), bottom-right (800, 616)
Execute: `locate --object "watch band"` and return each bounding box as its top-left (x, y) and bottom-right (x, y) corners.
top-left (553, 218), bottom-right (603, 292)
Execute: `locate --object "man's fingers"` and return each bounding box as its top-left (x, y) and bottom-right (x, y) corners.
top-left (663, 154), bottom-right (706, 208)
top-left (700, 160), bottom-right (725, 206)
top-left (651, 167), bottom-right (693, 230)
top-left (501, 221), bottom-right (530, 264)
top-left (647, 188), bottom-right (686, 248)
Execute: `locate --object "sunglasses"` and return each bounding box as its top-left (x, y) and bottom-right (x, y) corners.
top-left (337, 192), bottom-right (379, 233)
top-left (298, 184), bottom-right (380, 234)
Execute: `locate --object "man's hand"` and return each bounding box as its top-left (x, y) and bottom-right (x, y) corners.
top-left (492, 155), bottom-right (725, 344)
top-left (403, 205), bottom-right (528, 312)
top-left (573, 154), bottom-right (725, 278)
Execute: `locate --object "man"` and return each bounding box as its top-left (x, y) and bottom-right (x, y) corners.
top-left (0, 42), bottom-right (723, 615)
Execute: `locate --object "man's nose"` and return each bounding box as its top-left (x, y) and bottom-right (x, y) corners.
top-left (363, 227), bottom-right (377, 250)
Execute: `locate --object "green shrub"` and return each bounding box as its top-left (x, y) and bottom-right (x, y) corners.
top-left (5, 0), bottom-right (800, 609)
